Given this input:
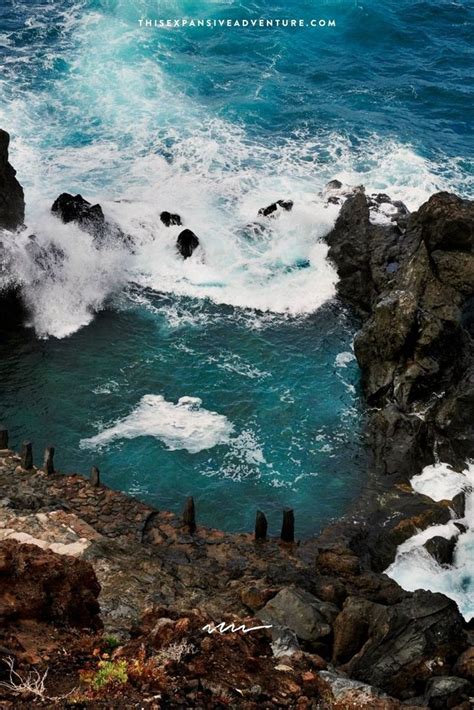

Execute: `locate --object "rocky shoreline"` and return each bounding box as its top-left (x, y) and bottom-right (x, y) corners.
top-left (1, 130), bottom-right (473, 708)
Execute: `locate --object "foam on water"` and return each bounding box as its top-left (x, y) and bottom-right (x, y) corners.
top-left (80, 393), bottom-right (234, 453)
top-left (0, 1), bottom-right (470, 337)
top-left (386, 462), bottom-right (474, 620)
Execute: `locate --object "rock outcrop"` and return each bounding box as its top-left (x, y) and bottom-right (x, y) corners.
top-left (0, 539), bottom-right (101, 630)
top-left (258, 199), bottom-right (294, 217)
top-left (160, 210), bottom-right (182, 227)
top-left (332, 591), bottom-right (466, 697)
top-left (177, 228), bottom-right (199, 258)
top-left (0, 129), bottom-right (24, 231)
top-left (326, 191), bottom-right (474, 477)
top-left (51, 192), bottom-right (130, 247)
top-left (0, 129), bottom-right (26, 327)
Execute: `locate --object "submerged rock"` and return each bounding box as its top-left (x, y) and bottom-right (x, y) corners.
top-left (160, 210), bottom-right (182, 227)
top-left (0, 129), bottom-right (24, 231)
top-left (258, 199), bottom-right (293, 217)
top-left (177, 228), bottom-right (199, 258)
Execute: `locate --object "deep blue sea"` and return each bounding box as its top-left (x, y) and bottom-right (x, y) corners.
top-left (0, 0), bottom-right (472, 536)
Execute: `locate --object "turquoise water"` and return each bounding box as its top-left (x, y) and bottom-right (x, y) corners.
top-left (0, 1), bottom-right (472, 535)
top-left (0, 294), bottom-right (362, 535)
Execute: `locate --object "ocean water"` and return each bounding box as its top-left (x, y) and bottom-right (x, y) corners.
top-left (0, 1), bottom-right (472, 537)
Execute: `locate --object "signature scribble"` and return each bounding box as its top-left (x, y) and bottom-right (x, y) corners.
top-left (202, 621), bottom-right (273, 635)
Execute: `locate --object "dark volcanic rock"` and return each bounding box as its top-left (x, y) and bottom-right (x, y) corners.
top-left (412, 192), bottom-right (474, 252)
top-left (177, 228), bottom-right (199, 258)
top-left (333, 591), bottom-right (467, 698)
top-left (258, 199), bottom-right (293, 217)
top-left (327, 191), bottom-right (474, 477)
top-left (423, 535), bottom-right (457, 566)
top-left (0, 540), bottom-right (102, 629)
top-left (423, 676), bottom-right (473, 709)
top-left (0, 129), bottom-right (24, 231)
top-left (160, 210), bottom-right (182, 227)
top-left (52, 193), bottom-right (106, 237)
top-left (258, 587), bottom-right (339, 642)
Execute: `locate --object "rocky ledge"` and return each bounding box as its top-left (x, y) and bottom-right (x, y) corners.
top-left (0, 446), bottom-right (472, 708)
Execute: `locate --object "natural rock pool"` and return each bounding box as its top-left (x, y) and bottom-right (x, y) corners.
top-left (0, 295), bottom-right (364, 537)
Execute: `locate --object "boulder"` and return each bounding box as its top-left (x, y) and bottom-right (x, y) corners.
top-left (423, 676), bottom-right (472, 709)
top-left (258, 199), bottom-right (293, 217)
top-left (423, 535), bottom-right (457, 566)
top-left (0, 539), bottom-right (102, 630)
top-left (258, 587), bottom-right (339, 642)
top-left (160, 211), bottom-right (182, 227)
top-left (51, 193), bottom-right (106, 238)
top-left (454, 647), bottom-right (474, 681)
top-left (334, 591), bottom-right (467, 698)
top-left (177, 229), bottom-right (199, 258)
top-left (0, 129), bottom-right (24, 231)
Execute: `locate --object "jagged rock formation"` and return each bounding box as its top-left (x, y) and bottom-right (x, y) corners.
top-left (0, 129), bottom-right (24, 231)
top-left (0, 129), bottom-right (26, 327)
top-left (258, 199), bottom-right (294, 217)
top-left (326, 190), bottom-right (474, 477)
top-left (51, 192), bottom-right (132, 248)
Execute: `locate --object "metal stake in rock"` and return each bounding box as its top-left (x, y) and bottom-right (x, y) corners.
top-left (0, 427), bottom-right (8, 450)
top-left (90, 466), bottom-right (100, 487)
top-left (43, 446), bottom-right (55, 474)
top-left (255, 510), bottom-right (268, 541)
top-left (183, 496), bottom-right (196, 534)
top-left (280, 508), bottom-right (295, 543)
top-left (21, 441), bottom-right (33, 470)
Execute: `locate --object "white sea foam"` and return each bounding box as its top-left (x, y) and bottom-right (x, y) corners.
top-left (411, 462), bottom-right (469, 502)
top-left (335, 351), bottom-right (355, 368)
top-left (80, 394), bottom-right (234, 453)
top-left (0, 4), bottom-right (469, 337)
top-left (386, 462), bottom-right (474, 620)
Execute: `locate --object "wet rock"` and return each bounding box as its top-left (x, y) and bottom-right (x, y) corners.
top-left (51, 192), bottom-right (130, 247)
top-left (52, 193), bottom-right (106, 237)
top-left (369, 405), bottom-right (432, 479)
top-left (258, 199), bottom-right (293, 217)
top-left (412, 192), bottom-right (474, 253)
top-left (336, 591), bottom-right (467, 698)
top-left (423, 676), bottom-right (472, 709)
top-left (423, 535), bottom-right (457, 566)
top-left (0, 539), bottom-right (101, 629)
top-left (327, 190), bottom-right (474, 478)
top-left (0, 129), bottom-right (24, 231)
top-left (258, 587), bottom-right (339, 642)
top-left (160, 211), bottom-right (182, 227)
top-left (177, 229), bottom-right (199, 258)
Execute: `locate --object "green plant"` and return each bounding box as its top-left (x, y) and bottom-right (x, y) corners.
top-left (102, 635), bottom-right (121, 653)
top-left (88, 660), bottom-right (128, 690)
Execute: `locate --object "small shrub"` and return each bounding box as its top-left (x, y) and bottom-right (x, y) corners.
top-left (87, 660), bottom-right (128, 690)
top-left (102, 635), bottom-right (121, 653)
